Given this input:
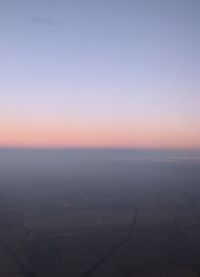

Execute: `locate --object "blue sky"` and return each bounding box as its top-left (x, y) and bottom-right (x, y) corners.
top-left (0, 0), bottom-right (200, 148)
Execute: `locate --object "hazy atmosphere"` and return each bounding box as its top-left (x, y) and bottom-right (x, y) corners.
top-left (1, 0), bottom-right (200, 148)
top-left (1, 1), bottom-right (200, 277)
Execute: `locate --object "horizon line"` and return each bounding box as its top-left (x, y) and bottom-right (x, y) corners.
top-left (0, 146), bottom-right (200, 152)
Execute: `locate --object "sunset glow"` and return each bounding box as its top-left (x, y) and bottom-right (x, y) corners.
top-left (1, 1), bottom-right (200, 149)
top-left (0, 118), bottom-right (199, 149)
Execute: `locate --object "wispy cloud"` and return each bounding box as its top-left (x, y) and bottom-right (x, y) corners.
top-left (30, 16), bottom-right (56, 26)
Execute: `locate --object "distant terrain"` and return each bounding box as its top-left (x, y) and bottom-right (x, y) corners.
top-left (0, 149), bottom-right (200, 277)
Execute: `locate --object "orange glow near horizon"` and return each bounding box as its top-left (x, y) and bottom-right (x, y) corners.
top-left (1, 1), bottom-right (200, 152)
top-left (0, 119), bottom-right (200, 150)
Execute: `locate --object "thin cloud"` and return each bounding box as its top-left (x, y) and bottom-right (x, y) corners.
top-left (30, 16), bottom-right (56, 26)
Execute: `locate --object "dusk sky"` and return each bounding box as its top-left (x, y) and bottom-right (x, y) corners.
top-left (0, 0), bottom-right (200, 149)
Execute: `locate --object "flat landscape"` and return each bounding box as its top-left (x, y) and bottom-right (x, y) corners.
top-left (0, 149), bottom-right (200, 277)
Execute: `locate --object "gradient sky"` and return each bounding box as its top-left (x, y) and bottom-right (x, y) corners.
top-left (0, 0), bottom-right (200, 148)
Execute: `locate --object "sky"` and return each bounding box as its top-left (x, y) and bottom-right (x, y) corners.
top-left (0, 0), bottom-right (200, 149)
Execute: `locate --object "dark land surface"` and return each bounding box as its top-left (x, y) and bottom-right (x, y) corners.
top-left (0, 149), bottom-right (200, 277)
